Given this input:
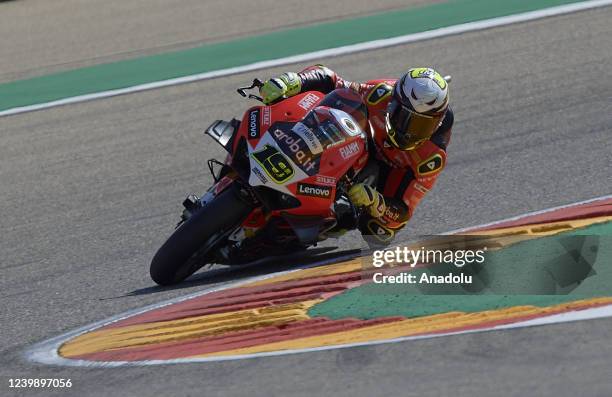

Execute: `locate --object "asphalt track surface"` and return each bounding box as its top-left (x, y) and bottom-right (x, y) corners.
top-left (1, 6), bottom-right (612, 397)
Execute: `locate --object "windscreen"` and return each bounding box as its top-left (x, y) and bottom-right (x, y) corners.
top-left (316, 88), bottom-right (368, 132)
top-left (266, 89), bottom-right (368, 177)
top-left (298, 89), bottom-right (368, 148)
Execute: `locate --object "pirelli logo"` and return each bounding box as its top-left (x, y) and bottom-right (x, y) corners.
top-left (296, 182), bottom-right (332, 199)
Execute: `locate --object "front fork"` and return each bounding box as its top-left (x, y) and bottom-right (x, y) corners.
top-left (179, 172), bottom-right (240, 225)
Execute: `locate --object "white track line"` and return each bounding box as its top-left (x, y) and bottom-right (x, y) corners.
top-left (447, 193), bottom-right (612, 234)
top-left (24, 194), bottom-right (612, 367)
top-left (3, 0), bottom-right (612, 118)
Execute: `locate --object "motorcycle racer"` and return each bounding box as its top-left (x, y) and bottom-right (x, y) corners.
top-left (259, 65), bottom-right (454, 246)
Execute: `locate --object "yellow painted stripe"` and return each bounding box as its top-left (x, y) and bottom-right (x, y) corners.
top-left (193, 297), bottom-right (612, 357)
top-left (467, 216), bottom-right (612, 237)
top-left (60, 300), bottom-right (321, 357)
top-left (245, 258), bottom-right (363, 287)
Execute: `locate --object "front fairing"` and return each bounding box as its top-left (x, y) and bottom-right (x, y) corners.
top-left (244, 90), bottom-right (368, 214)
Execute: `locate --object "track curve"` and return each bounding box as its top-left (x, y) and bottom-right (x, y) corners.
top-left (25, 196), bottom-right (612, 367)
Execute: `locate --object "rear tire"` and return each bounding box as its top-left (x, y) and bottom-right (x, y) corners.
top-left (150, 185), bottom-right (252, 286)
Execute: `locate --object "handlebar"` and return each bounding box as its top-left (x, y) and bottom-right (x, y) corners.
top-left (236, 78), bottom-right (264, 102)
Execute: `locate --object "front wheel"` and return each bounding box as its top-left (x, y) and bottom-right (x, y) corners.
top-left (150, 184), bottom-right (252, 285)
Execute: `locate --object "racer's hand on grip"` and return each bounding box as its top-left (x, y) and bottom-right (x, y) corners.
top-left (348, 183), bottom-right (386, 218)
top-left (259, 72), bottom-right (301, 104)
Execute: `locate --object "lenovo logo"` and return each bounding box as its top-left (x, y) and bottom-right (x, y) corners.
top-left (248, 109), bottom-right (260, 139)
top-left (297, 182), bottom-right (332, 199)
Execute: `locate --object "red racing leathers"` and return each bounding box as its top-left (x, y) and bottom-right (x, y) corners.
top-left (293, 65), bottom-right (454, 244)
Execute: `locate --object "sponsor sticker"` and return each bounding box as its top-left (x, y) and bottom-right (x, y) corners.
top-left (248, 109), bottom-right (260, 140)
top-left (339, 141), bottom-right (360, 160)
top-left (366, 219), bottom-right (394, 243)
top-left (372, 115), bottom-right (386, 130)
top-left (292, 123), bottom-right (323, 154)
top-left (296, 182), bottom-right (332, 199)
top-left (383, 206), bottom-right (405, 222)
top-left (272, 129), bottom-right (318, 173)
top-left (213, 176), bottom-right (234, 194)
top-left (262, 107), bottom-right (271, 127)
top-left (251, 144), bottom-right (294, 184)
top-left (315, 175), bottom-right (336, 186)
top-left (413, 182), bottom-right (429, 194)
top-left (367, 83), bottom-right (392, 105)
top-left (417, 153), bottom-right (444, 175)
top-left (251, 167), bottom-right (268, 184)
top-left (409, 68), bottom-right (447, 90)
top-left (298, 93), bottom-right (320, 110)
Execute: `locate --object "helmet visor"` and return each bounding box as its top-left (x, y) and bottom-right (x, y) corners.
top-left (385, 99), bottom-right (443, 150)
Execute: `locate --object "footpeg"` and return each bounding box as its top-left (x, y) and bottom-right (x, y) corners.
top-left (180, 194), bottom-right (202, 223)
top-left (183, 194), bottom-right (201, 212)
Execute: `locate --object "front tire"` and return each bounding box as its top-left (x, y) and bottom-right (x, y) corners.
top-left (150, 185), bottom-right (252, 285)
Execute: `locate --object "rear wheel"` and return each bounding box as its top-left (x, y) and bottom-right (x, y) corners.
top-left (150, 185), bottom-right (252, 285)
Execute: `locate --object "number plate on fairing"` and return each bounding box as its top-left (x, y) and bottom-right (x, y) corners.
top-left (250, 144), bottom-right (294, 184)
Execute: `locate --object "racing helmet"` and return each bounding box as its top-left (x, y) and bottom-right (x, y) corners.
top-left (385, 68), bottom-right (449, 150)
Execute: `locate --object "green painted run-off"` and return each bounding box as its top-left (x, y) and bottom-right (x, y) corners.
top-left (0, 0), bottom-right (590, 113)
top-left (308, 221), bottom-right (612, 320)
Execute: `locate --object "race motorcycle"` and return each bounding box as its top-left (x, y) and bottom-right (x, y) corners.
top-left (150, 80), bottom-right (376, 286)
